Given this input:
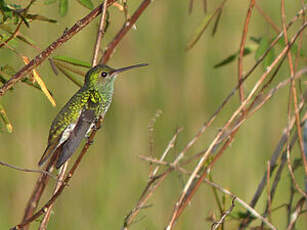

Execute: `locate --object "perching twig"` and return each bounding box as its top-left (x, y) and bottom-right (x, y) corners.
top-left (11, 119), bottom-right (102, 230)
top-left (38, 162), bottom-right (68, 230)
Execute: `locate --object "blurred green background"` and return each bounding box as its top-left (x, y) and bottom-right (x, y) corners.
top-left (1, 0), bottom-right (306, 229)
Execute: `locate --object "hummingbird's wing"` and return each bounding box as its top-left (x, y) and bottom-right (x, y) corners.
top-left (38, 88), bottom-right (90, 167)
top-left (55, 109), bottom-right (96, 169)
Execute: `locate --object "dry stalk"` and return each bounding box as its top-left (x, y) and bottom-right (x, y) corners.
top-left (286, 197), bottom-right (306, 230)
top-left (100, 0), bottom-right (153, 64)
top-left (237, 0), bottom-right (255, 104)
top-left (0, 160), bottom-right (56, 180)
top-left (38, 162), bottom-right (68, 230)
top-left (211, 197), bottom-right (236, 230)
top-left (282, 0), bottom-right (307, 178)
top-left (92, 0), bottom-right (108, 66)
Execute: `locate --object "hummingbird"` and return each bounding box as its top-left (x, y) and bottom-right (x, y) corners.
top-left (38, 63), bottom-right (148, 169)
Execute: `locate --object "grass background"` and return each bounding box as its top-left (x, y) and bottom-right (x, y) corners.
top-left (0, 0), bottom-right (306, 229)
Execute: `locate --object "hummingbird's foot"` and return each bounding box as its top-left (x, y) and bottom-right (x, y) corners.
top-left (63, 27), bottom-right (69, 35)
top-left (87, 138), bottom-right (94, 145)
top-left (93, 123), bottom-right (101, 131)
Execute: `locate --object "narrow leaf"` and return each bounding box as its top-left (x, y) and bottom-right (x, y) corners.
top-left (214, 48), bottom-right (251, 68)
top-left (186, 0), bottom-right (228, 51)
top-left (211, 9), bottom-right (223, 36)
top-left (22, 56), bottom-right (56, 107)
top-left (55, 64), bottom-right (83, 87)
top-left (214, 53), bottom-right (237, 69)
top-left (0, 103), bottom-right (13, 133)
top-left (77, 0), bottom-right (94, 10)
top-left (186, 13), bottom-right (213, 51)
top-left (53, 60), bottom-right (86, 76)
top-left (59, 0), bottom-right (68, 17)
top-left (24, 14), bottom-right (57, 23)
top-left (53, 55), bottom-right (91, 68)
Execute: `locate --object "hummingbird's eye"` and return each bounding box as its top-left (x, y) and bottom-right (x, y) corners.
top-left (101, 72), bottom-right (108, 78)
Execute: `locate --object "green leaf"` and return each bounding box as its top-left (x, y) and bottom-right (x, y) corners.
top-left (255, 37), bottom-right (269, 61)
top-left (255, 37), bottom-right (275, 70)
top-left (53, 55), bottom-right (91, 68)
top-left (77, 0), bottom-right (94, 10)
top-left (44, 0), bottom-right (57, 5)
top-left (214, 48), bottom-right (251, 68)
top-left (214, 53), bottom-right (237, 69)
top-left (211, 9), bottom-right (223, 36)
top-left (59, 0), bottom-right (68, 17)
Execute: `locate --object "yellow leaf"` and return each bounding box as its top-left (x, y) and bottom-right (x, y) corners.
top-left (22, 56), bottom-right (56, 107)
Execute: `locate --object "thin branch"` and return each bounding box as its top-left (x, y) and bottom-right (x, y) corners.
top-left (237, 0), bottom-right (255, 105)
top-left (38, 162), bottom-right (68, 230)
top-left (282, 0), bottom-right (307, 178)
top-left (151, 127), bottom-right (183, 177)
top-left (0, 0), bottom-right (117, 96)
top-left (211, 197), bottom-right (235, 230)
top-left (147, 109), bottom-right (163, 176)
top-left (92, 0), bottom-right (108, 66)
top-left (287, 197), bottom-right (306, 230)
top-left (0, 20), bottom-right (23, 48)
top-left (0, 160), bottom-right (56, 180)
top-left (11, 119), bottom-right (103, 230)
top-left (266, 161), bottom-right (272, 222)
top-left (255, 3), bottom-right (280, 33)
top-left (123, 128), bottom-right (184, 229)
top-left (21, 152), bottom-right (58, 230)
top-left (100, 0), bottom-right (153, 64)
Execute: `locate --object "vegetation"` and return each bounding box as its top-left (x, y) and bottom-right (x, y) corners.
top-left (0, 0), bottom-right (306, 229)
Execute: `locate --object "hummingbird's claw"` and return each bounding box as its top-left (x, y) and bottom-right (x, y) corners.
top-left (87, 139), bottom-right (94, 145)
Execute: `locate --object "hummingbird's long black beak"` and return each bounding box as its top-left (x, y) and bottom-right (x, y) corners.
top-left (110, 63), bottom-right (148, 76)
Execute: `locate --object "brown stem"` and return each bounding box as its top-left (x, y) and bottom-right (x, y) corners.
top-left (21, 152), bottom-right (58, 230)
top-left (281, 0), bottom-right (307, 178)
top-left (11, 119), bottom-right (102, 230)
top-left (38, 162), bottom-right (68, 230)
top-left (92, 0), bottom-right (108, 66)
top-left (237, 0), bottom-right (255, 106)
top-left (100, 0), bottom-right (152, 64)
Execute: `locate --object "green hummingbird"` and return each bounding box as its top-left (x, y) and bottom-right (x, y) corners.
top-left (38, 63), bottom-right (148, 169)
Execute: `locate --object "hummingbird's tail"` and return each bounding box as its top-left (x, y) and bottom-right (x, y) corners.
top-left (38, 137), bottom-right (61, 167)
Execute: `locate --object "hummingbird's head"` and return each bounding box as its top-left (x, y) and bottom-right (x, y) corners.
top-left (84, 63), bottom-right (148, 89)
